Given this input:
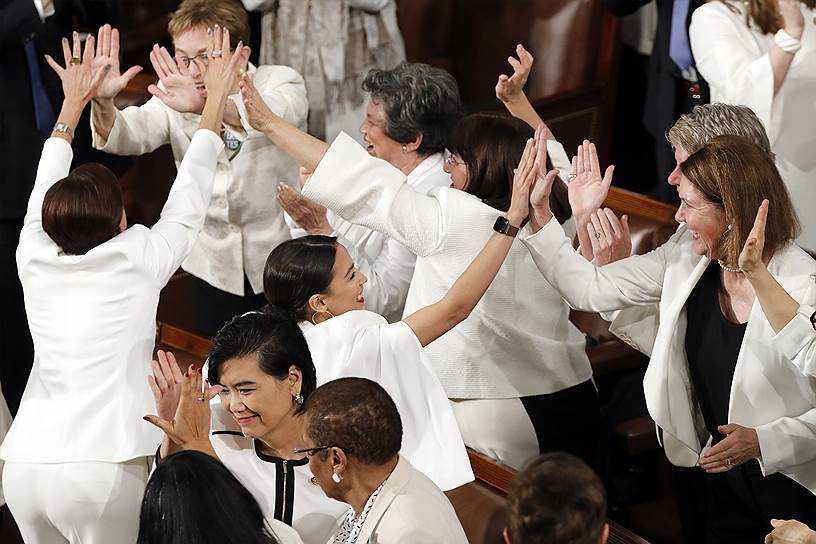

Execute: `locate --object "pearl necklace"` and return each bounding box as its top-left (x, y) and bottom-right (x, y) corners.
top-left (717, 259), bottom-right (742, 273)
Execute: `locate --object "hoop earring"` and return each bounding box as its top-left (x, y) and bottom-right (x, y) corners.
top-left (332, 472), bottom-right (342, 484)
top-left (310, 309), bottom-right (335, 325)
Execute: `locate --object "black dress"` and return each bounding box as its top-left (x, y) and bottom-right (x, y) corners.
top-left (683, 262), bottom-right (816, 543)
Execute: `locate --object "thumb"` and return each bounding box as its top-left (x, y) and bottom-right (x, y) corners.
top-left (121, 65), bottom-right (143, 83)
top-left (143, 414), bottom-right (173, 434)
top-left (621, 214), bottom-right (629, 233)
top-left (770, 519), bottom-right (784, 528)
top-left (718, 423), bottom-right (737, 435)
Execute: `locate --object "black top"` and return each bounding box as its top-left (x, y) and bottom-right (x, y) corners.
top-left (684, 262), bottom-right (747, 444)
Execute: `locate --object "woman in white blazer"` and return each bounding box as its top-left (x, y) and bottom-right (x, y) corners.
top-left (689, 0), bottom-right (816, 252)
top-left (299, 377), bottom-right (468, 544)
top-left (237, 74), bottom-right (596, 471)
top-left (522, 130), bottom-right (816, 541)
top-left (0, 29), bottom-right (241, 544)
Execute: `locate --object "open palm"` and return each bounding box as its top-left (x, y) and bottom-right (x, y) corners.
top-left (567, 140), bottom-right (614, 218)
top-left (93, 24), bottom-right (142, 100)
top-left (148, 45), bottom-right (205, 114)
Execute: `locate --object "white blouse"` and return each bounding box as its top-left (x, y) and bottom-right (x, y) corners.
top-left (690, 2), bottom-right (816, 251)
top-left (300, 310), bottom-right (473, 491)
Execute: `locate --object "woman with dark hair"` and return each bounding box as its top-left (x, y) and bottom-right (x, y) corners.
top-left (521, 132), bottom-right (816, 540)
top-left (277, 62), bottom-right (464, 322)
top-left (137, 450), bottom-right (301, 544)
top-left (299, 377), bottom-right (467, 543)
top-left (0, 28), bottom-right (241, 543)
top-left (239, 69), bottom-right (596, 471)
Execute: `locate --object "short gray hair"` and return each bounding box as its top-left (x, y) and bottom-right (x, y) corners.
top-left (667, 103), bottom-right (774, 159)
top-left (362, 62), bottom-right (464, 156)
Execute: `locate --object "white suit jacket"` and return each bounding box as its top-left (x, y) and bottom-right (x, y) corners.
top-left (523, 219), bottom-right (816, 494)
top-left (1, 130), bottom-right (222, 463)
top-left (91, 64), bottom-right (308, 295)
top-left (327, 456), bottom-right (468, 544)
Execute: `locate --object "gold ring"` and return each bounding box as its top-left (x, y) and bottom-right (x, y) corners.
top-left (196, 395), bottom-right (205, 402)
top-left (69, 57), bottom-right (81, 65)
top-left (725, 457), bottom-right (732, 467)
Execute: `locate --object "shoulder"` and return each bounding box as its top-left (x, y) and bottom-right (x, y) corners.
top-left (692, 1), bottom-right (744, 27)
top-left (252, 64), bottom-right (306, 89)
top-left (771, 244), bottom-right (816, 293)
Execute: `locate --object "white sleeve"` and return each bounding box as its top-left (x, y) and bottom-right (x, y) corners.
top-left (20, 138), bottom-right (73, 239)
top-left (689, 6), bottom-right (776, 133)
top-left (347, 0), bottom-right (391, 11)
top-left (144, 130), bottom-right (223, 285)
top-left (521, 217), bottom-right (668, 312)
top-left (90, 97), bottom-right (172, 155)
top-left (773, 294), bottom-right (816, 377)
top-left (302, 133), bottom-right (445, 258)
top-left (230, 66), bottom-right (308, 140)
top-left (755, 407), bottom-right (816, 475)
top-left (547, 138), bottom-right (572, 185)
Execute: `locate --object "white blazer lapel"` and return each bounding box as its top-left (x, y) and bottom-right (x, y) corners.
top-left (354, 457), bottom-right (409, 544)
top-left (644, 253), bottom-right (710, 462)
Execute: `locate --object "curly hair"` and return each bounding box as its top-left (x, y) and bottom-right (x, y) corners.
top-left (305, 377), bottom-right (402, 466)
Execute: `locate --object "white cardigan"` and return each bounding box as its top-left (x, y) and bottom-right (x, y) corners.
top-left (326, 456), bottom-right (468, 544)
top-left (1, 130), bottom-right (222, 463)
top-left (303, 133), bottom-right (591, 399)
top-left (690, 2), bottom-right (816, 251)
top-left (522, 219), bottom-right (816, 495)
top-left (91, 64), bottom-right (308, 295)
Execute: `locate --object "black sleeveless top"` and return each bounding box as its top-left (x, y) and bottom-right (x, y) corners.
top-left (684, 262), bottom-right (747, 444)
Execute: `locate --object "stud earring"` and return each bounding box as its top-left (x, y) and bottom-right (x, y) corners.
top-left (401, 144), bottom-right (407, 152)
top-left (294, 393), bottom-right (304, 407)
top-left (332, 472), bottom-right (342, 484)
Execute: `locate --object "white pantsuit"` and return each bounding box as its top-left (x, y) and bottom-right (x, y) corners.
top-left (0, 130), bottom-right (222, 542)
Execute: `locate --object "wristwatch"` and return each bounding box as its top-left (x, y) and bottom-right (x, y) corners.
top-left (52, 122), bottom-right (74, 139)
top-left (493, 216), bottom-right (520, 238)
top-left (810, 309), bottom-right (816, 331)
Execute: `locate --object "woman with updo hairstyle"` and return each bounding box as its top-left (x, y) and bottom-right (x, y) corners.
top-left (298, 377), bottom-right (467, 543)
top-left (522, 132), bottom-right (816, 541)
top-left (137, 450), bottom-right (301, 544)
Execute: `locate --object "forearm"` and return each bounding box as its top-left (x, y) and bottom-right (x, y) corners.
top-left (769, 46), bottom-right (796, 95)
top-left (574, 212), bottom-right (595, 261)
top-left (199, 88), bottom-right (230, 134)
top-left (501, 93), bottom-right (546, 132)
top-left (158, 434), bottom-right (182, 459)
top-left (53, 98), bottom-right (85, 144)
top-left (222, 100), bottom-right (242, 130)
top-left (747, 267), bottom-right (799, 332)
top-left (90, 98), bottom-right (117, 144)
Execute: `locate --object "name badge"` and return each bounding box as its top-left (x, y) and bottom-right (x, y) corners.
top-left (223, 129), bottom-right (242, 154)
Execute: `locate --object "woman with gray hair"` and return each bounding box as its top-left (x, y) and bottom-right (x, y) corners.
top-left (278, 62), bottom-right (463, 322)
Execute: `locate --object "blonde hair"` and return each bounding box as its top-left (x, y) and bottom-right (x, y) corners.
top-left (680, 135), bottom-right (799, 265)
top-left (721, 0), bottom-right (816, 34)
top-left (667, 103), bottom-right (772, 158)
top-left (168, 0), bottom-right (250, 48)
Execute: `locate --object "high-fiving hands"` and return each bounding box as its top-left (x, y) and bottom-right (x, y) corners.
top-left (93, 24), bottom-right (143, 102)
top-left (45, 31), bottom-right (110, 106)
top-left (148, 44), bottom-right (206, 114)
top-left (507, 125), bottom-right (558, 227)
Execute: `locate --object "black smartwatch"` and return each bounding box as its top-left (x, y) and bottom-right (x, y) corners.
top-left (493, 216), bottom-right (519, 238)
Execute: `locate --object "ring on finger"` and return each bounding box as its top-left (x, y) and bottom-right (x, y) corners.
top-left (211, 49), bottom-right (222, 58)
top-left (69, 56), bottom-right (81, 65)
top-left (595, 231), bottom-right (601, 239)
top-left (196, 395), bottom-right (206, 402)
top-left (568, 174), bottom-right (577, 180)
top-left (725, 457), bottom-right (732, 467)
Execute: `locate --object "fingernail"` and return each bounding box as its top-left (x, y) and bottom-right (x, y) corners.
top-left (237, 41), bottom-right (243, 48)
top-left (207, 27), bottom-right (212, 34)
top-left (73, 31), bottom-right (78, 38)
top-left (142, 416), bottom-right (149, 421)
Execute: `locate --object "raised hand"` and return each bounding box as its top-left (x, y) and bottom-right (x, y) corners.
top-left (93, 24), bottom-right (143, 101)
top-left (144, 364), bottom-right (221, 454)
top-left (45, 31), bottom-right (110, 105)
top-left (147, 44), bottom-right (205, 114)
top-left (238, 71), bottom-right (275, 132)
top-left (567, 140), bottom-right (615, 220)
top-left (738, 199), bottom-right (769, 278)
top-left (779, 0), bottom-right (805, 39)
top-left (587, 208), bottom-right (631, 265)
top-left (277, 183), bottom-right (332, 235)
top-left (147, 350), bottom-right (185, 422)
top-left (496, 44), bottom-right (534, 104)
top-left (202, 25), bottom-right (244, 100)
top-left (528, 123), bottom-right (560, 230)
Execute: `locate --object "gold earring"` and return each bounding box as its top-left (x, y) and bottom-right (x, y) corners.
top-left (310, 309), bottom-right (335, 325)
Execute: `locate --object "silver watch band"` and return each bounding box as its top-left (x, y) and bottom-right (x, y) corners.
top-left (53, 122), bottom-right (74, 138)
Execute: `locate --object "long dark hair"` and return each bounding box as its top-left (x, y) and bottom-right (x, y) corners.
top-left (263, 235), bottom-right (338, 323)
top-left (448, 113), bottom-right (572, 224)
top-left (137, 450), bottom-right (280, 544)
top-left (207, 306), bottom-right (317, 411)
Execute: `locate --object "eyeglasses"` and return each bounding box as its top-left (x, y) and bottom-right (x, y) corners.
top-left (175, 53), bottom-right (210, 69)
top-left (444, 154), bottom-right (465, 167)
top-left (293, 445), bottom-right (350, 457)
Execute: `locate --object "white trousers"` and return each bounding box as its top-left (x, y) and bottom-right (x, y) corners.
top-left (450, 398), bottom-right (539, 471)
top-left (3, 458), bottom-right (151, 544)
